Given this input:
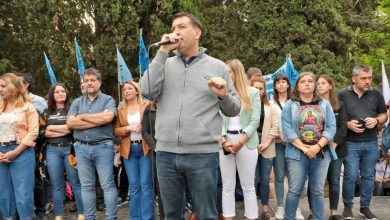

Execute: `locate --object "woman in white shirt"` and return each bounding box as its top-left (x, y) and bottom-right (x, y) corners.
top-left (114, 80), bottom-right (152, 220)
top-left (219, 59), bottom-right (261, 220)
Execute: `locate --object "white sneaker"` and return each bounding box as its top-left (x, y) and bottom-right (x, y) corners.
top-left (275, 206), bottom-right (285, 219)
top-left (295, 208), bottom-right (304, 220)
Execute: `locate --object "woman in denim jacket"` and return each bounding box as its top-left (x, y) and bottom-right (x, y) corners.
top-left (281, 72), bottom-right (336, 220)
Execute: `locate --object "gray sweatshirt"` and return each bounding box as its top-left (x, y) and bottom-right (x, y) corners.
top-left (140, 48), bottom-right (241, 153)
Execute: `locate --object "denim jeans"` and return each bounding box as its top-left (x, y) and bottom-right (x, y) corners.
top-left (0, 145), bottom-right (35, 220)
top-left (274, 142), bottom-right (286, 206)
top-left (74, 140), bottom-right (118, 220)
top-left (157, 151), bottom-right (218, 220)
top-left (46, 144), bottom-right (83, 215)
top-left (259, 155), bottom-right (274, 205)
top-left (285, 150), bottom-right (331, 220)
top-left (123, 143), bottom-right (153, 220)
top-left (342, 141), bottom-right (378, 208)
top-left (308, 158), bottom-right (343, 211)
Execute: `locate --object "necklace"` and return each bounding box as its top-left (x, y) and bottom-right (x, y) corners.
top-left (56, 108), bottom-right (63, 116)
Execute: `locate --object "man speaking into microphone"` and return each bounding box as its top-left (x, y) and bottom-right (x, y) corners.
top-left (140, 12), bottom-right (240, 219)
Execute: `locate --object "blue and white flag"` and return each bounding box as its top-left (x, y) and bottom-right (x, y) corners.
top-left (74, 37), bottom-right (85, 80)
top-left (44, 53), bottom-right (57, 85)
top-left (139, 34), bottom-right (149, 76)
top-left (117, 47), bottom-right (133, 85)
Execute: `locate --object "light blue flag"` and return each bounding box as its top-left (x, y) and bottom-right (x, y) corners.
top-left (44, 53), bottom-right (57, 85)
top-left (139, 34), bottom-right (149, 76)
top-left (117, 47), bottom-right (133, 85)
top-left (265, 55), bottom-right (300, 100)
top-left (74, 37), bottom-right (85, 80)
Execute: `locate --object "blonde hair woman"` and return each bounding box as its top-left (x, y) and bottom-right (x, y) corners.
top-left (0, 73), bottom-right (39, 220)
top-left (114, 80), bottom-right (153, 219)
top-left (220, 59), bottom-right (261, 220)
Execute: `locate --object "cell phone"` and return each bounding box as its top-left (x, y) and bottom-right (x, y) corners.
top-left (358, 118), bottom-right (366, 129)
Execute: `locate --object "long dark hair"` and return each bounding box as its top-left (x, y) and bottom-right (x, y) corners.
top-left (317, 74), bottom-right (340, 111)
top-left (273, 73), bottom-right (291, 104)
top-left (291, 72), bottom-right (322, 102)
top-left (47, 83), bottom-right (71, 115)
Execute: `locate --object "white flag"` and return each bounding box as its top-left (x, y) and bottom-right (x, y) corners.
top-left (382, 60), bottom-right (390, 105)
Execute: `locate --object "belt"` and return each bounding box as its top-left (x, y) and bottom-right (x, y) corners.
top-left (76, 139), bottom-right (108, 145)
top-left (130, 140), bottom-right (142, 144)
top-left (48, 142), bottom-right (72, 147)
top-left (0, 140), bottom-right (17, 146)
top-left (227, 130), bottom-right (242, 134)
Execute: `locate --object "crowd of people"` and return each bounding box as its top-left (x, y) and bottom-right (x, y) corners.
top-left (1, 12), bottom-right (389, 220)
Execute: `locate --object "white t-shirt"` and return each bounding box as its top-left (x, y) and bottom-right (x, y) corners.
top-left (127, 112), bottom-right (142, 141)
top-left (228, 115), bottom-right (242, 131)
top-left (375, 160), bottom-right (390, 179)
top-left (0, 112), bottom-right (16, 142)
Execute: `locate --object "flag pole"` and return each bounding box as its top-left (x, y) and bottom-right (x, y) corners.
top-left (115, 47), bottom-right (121, 103)
top-left (139, 28), bottom-right (143, 79)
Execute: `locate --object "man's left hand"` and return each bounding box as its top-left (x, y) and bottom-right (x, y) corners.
top-left (208, 77), bottom-right (227, 100)
top-left (364, 117), bottom-right (378, 129)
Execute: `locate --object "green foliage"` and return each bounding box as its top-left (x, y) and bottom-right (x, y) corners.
top-left (0, 0), bottom-right (388, 98)
top-left (0, 59), bottom-right (18, 73)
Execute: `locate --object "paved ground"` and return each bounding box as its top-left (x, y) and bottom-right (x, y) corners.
top-left (39, 196), bottom-right (389, 219)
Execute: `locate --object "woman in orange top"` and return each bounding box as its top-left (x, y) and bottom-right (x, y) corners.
top-left (0, 73), bottom-right (38, 220)
top-left (114, 80), bottom-right (152, 220)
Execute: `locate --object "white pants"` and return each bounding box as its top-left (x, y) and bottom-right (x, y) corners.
top-left (219, 133), bottom-right (258, 219)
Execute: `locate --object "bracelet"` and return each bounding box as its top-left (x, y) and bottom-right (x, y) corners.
top-left (316, 143), bottom-right (322, 150)
top-left (221, 141), bottom-right (227, 146)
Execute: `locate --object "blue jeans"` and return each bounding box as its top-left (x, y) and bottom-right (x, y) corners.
top-left (0, 145), bottom-right (35, 220)
top-left (259, 155), bottom-right (274, 205)
top-left (307, 158), bottom-right (343, 211)
top-left (274, 143), bottom-right (286, 206)
top-left (46, 144), bottom-right (83, 215)
top-left (123, 144), bottom-right (153, 220)
top-left (342, 141), bottom-right (378, 208)
top-left (157, 151), bottom-right (218, 220)
top-left (285, 150), bottom-right (331, 220)
top-left (74, 140), bottom-right (118, 220)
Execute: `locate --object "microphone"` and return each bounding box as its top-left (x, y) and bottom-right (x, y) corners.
top-left (150, 38), bottom-right (175, 47)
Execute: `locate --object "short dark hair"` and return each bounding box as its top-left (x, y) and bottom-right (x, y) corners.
top-left (173, 12), bottom-right (203, 31)
top-left (83, 68), bottom-right (102, 81)
top-left (352, 64), bottom-right (372, 76)
top-left (246, 67), bottom-right (262, 79)
top-left (15, 72), bottom-right (34, 92)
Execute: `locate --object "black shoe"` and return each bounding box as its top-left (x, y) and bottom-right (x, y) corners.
top-left (97, 203), bottom-right (105, 211)
top-left (342, 207), bottom-right (354, 220)
top-left (359, 207), bottom-right (377, 220)
top-left (69, 203), bottom-right (78, 212)
top-left (329, 215), bottom-right (343, 220)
